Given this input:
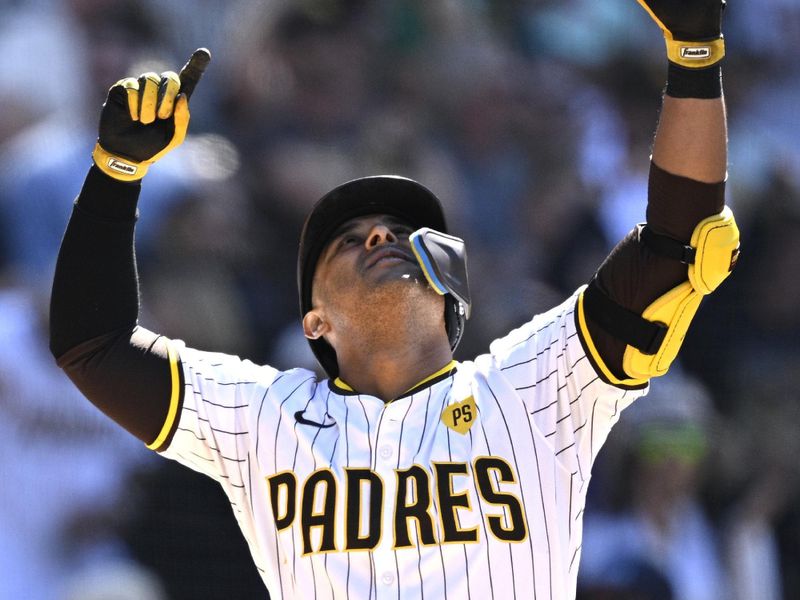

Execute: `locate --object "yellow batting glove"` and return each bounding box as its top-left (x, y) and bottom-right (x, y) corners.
top-left (636, 0), bottom-right (725, 69)
top-left (93, 48), bottom-right (210, 182)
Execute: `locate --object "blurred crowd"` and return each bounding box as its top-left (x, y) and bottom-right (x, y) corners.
top-left (1, 0), bottom-right (799, 598)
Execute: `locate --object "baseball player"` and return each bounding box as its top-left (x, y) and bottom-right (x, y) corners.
top-left (50, 1), bottom-right (738, 598)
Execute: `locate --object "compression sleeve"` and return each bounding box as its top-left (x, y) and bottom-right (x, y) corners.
top-left (582, 161), bottom-right (725, 381)
top-left (50, 165), bottom-right (178, 448)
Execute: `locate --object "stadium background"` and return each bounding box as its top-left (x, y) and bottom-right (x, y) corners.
top-left (1, 1), bottom-right (798, 598)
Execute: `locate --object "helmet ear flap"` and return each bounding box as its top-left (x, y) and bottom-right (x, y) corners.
top-left (445, 296), bottom-right (467, 352)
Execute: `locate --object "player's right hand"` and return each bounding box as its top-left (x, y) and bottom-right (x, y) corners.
top-left (93, 48), bottom-right (211, 182)
top-left (636, 0), bottom-right (725, 69)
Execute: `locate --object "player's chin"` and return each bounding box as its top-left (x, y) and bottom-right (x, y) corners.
top-left (364, 267), bottom-right (431, 300)
top-left (367, 260), bottom-right (423, 285)
top-left (390, 273), bottom-right (443, 305)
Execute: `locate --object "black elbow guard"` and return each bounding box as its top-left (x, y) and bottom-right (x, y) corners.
top-left (585, 206), bottom-right (740, 380)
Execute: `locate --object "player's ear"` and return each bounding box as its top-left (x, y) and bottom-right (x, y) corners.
top-left (302, 311), bottom-right (329, 340)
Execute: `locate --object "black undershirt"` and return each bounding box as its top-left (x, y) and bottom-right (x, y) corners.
top-left (50, 166), bottom-right (175, 449)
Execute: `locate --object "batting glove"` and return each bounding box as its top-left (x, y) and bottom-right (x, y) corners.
top-left (636, 0), bottom-right (725, 69)
top-left (92, 48), bottom-right (211, 182)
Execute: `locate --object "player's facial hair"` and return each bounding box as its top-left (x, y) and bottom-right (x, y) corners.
top-left (326, 275), bottom-right (445, 354)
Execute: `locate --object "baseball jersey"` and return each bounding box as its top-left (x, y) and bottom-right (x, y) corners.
top-left (160, 288), bottom-right (645, 600)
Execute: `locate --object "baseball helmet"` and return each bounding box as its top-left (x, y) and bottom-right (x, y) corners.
top-left (297, 175), bottom-right (467, 378)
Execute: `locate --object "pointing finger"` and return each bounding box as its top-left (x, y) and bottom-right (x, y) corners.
top-left (178, 47), bottom-right (211, 100)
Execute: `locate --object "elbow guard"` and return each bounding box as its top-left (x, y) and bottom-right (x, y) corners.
top-left (585, 206), bottom-right (740, 380)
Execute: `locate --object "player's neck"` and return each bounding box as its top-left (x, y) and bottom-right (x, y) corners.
top-left (336, 335), bottom-right (453, 402)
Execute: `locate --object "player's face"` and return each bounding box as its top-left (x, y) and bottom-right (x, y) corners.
top-left (314, 214), bottom-right (423, 294)
top-left (304, 213), bottom-right (445, 353)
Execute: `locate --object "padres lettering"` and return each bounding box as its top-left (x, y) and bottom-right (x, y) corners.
top-left (267, 456), bottom-right (527, 555)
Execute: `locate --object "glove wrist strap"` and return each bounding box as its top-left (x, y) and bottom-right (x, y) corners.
top-left (92, 143), bottom-right (149, 182)
top-left (664, 36), bottom-right (725, 69)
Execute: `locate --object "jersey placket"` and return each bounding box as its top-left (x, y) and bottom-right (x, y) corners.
top-left (371, 393), bottom-right (412, 599)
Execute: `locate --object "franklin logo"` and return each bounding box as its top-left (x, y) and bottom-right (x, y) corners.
top-left (106, 158), bottom-right (137, 175)
top-left (680, 46), bottom-right (711, 60)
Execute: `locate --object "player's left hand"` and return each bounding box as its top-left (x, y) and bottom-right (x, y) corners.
top-left (92, 48), bottom-right (211, 182)
top-left (636, 0), bottom-right (726, 68)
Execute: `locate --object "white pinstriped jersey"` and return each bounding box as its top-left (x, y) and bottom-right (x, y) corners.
top-left (160, 289), bottom-right (646, 599)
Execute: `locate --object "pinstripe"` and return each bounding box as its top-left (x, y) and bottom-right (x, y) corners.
top-left (323, 432), bottom-right (339, 600)
top-left (287, 380), bottom-right (319, 594)
top-left (568, 545), bottom-right (581, 573)
top-left (355, 396), bottom-right (375, 600)
top-left (290, 385), bottom-right (319, 470)
top-left (513, 366), bottom-right (558, 391)
top-left (343, 398), bottom-right (352, 600)
top-left (396, 393), bottom-right (415, 470)
top-left (500, 331), bottom-right (576, 371)
top-left (413, 387), bottom-right (433, 460)
top-left (306, 390), bottom-right (333, 600)
top-left (484, 382), bottom-right (536, 600)
top-left (190, 371), bottom-right (258, 386)
top-left (588, 397), bottom-right (600, 468)
top-left (394, 393), bottom-right (415, 600)
top-left (467, 423), bottom-right (493, 600)
top-left (528, 421), bottom-right (553, 600)
top-left (253, 372), bottom-right (285, 456)
top-left (370, 402), bottom-right (387, 472)
top-left (266, 375), bottom-right (312, 471)
top-left (408, 386), bottom-right (434, 599)
top-left (185, 445), bottom-right (246, 464)
top-left (206, 425), bottom-right (249, 435)
top-left (433, 389), bottom-right (452, 600)
top-left (569, 374), bottom-right (599, 406)
top-left (505, 306), bottom-right (574, 351)
top-left (567, 473), bottom-right (574, 539)
top-left (476, 407), bottom-right (498, 600)
top-left (356, 396), bottom-right (373, 463)
top-left (310, 389), bottom-right (332, 470)
top-left (445, 402), bottom-right (473, 600)
top-left (263, 375), bottom-right (287, 599)
top-left (197, 380), bottom-right (257, 387)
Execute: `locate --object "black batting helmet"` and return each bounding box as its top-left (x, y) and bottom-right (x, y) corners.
top-left (297, 175), bottom-right (465, 378)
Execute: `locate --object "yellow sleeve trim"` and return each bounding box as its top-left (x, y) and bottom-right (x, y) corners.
top-left (576, 291), bottom-right (649, 388)
top-left (146, 340), bottom-right (182, 450)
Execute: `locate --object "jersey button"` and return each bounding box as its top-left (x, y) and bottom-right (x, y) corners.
top-left (381, 572), bottom-right (395, 586)
top-left (379, 445), bottom-right (393, 460)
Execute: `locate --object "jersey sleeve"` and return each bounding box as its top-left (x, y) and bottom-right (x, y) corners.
top-left (486, 290), bottom-right (647, 471)
top-left (158, 343), bottom-right (281, 485)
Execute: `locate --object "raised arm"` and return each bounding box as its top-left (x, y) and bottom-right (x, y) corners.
top-left (50, 50), bottom-right (210, 450)
top-left (578, 0), bottom-right (739, 387)
top-left (649, 0), bottom-right (727, 183)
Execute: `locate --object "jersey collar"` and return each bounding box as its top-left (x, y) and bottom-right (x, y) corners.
top-left (331, 360), bottom-right (457, 400)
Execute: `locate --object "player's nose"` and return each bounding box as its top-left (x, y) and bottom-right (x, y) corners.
top-left (365, 224), bottom-right (398, 249)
